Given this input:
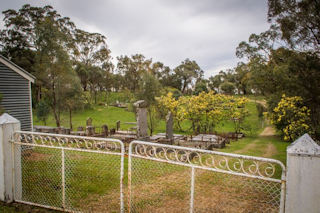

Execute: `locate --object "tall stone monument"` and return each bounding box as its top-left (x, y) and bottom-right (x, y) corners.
top-left (134, 100), bottom-right (148, 138)
top-left (166, 112), bottom-right (173, 141)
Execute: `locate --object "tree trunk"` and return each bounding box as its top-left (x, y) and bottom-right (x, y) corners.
top-left (37, 85), bottom-right (41, 102)
top-left (52, 106), bottom-right (60, 127)
top-left (94, 90), bottom-right (97, 104)
top-left (69, 107), bottom-right (73, 130)
top-left (243, 88), bottom-right (247, 95)
top-left (52, 82), bottom-right (60, 127)
top-left (148, 108), bottom-right (153, 136)
top-left (182, 81), bottom-right (187, 94)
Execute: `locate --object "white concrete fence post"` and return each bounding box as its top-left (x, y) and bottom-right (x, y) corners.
top-left (285, 133), bottom-right (320, 213)
top-left (0, 113), bottom-right (21, 202)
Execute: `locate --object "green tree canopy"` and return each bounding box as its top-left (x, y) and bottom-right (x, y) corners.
top-left (173, 58), bottom-right (203, 94)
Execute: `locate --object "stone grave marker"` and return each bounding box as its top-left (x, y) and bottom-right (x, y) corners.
top-left (134, 100), bottom-right (148, 138)
top-left (86, 117), bottom-right (93, 126)
top-left (166, 112), bottom-right (173, 141)
top-left (86, 126), bottom-right (95, 136)
top-left (116, 120), bottom-right (120, 131)
top-left (101, 124), bottom-right (109, 137)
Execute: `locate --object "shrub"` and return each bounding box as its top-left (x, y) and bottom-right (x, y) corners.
top-left (268, 95), bottom-right (313, 141)
top-left (158, 91), bottom-right (249, 134)
top-left (36, 100), bottom-right (50, 125)
top-left (220, 82), bottom-right (235, 95)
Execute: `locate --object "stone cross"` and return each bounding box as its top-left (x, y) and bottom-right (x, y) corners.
top-left (166, 112), bottom-right (173, 141)
top-left (86, 117), bottom-right (92, 127)
top-left (134, 100), bottom-right (148, 138)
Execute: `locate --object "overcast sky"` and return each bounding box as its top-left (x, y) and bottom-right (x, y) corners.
top-left (0, 0), bottom-right (270, 77)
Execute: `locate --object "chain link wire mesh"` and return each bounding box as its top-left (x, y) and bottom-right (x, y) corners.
top-left (129, 158), bottom-right (191, 213)
top-left (12, 132), bottom-right (285, 213)
top-left (13, 131), bottom-right (124, 213)
top-left (14, 145), bottom-right (62, 208)
top-left (194, 169), bottom-right (281, 213)
top-left (128, 141), bottom-right (285, 213)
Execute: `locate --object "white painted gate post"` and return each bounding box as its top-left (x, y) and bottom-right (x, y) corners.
top-left (285, 133), bottom-right (320, 213)
top-left (0, 113), bottom-right (21, 202)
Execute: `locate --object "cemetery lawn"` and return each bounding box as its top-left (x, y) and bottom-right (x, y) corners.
top-left (33, 102), bottom-right (262, 135)
top-left (33, 101), bottom-right (289, 164)
top-left (216, 133), bottom-right (289, 165)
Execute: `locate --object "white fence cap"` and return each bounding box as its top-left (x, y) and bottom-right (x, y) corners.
top-left (0, 113), bottom-right (20, 125)
top-left (287, 133), bottom-right (320, 157)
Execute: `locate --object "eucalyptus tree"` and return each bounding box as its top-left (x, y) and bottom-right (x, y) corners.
top-left (208, 75), bottom-right (222, 93)
top-left (117, 54), bottom-right (152, 92)
top-left (0, 4), bottom-right (84, 127)
top-left (268, 0), bottom-right (320, 53)
top-left (0, 4), bottom-right (76, 103)
top-left (173, 58), bottom-right (203, 94)
top-left (73, 29), bottom-right (113, 91)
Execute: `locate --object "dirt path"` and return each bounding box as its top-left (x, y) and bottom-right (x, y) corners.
top-left (234, 126), bottom-right (276, 155)
top-left (234, 139), bottom-right (258, 154)
top-left (249, 99), bottom-right (267, 108)
top-left (262, 143), bottom-right (278, 158)
top-left (260, 126), bottom-right (275, 136)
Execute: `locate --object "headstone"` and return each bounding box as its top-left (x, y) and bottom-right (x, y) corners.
top-left (166, 112), bottom-right (173, 141)
top-left (101, 125), bottom-right (109, 137)
top-left (56, 127), bottom-right (67, 134)
top-left (86, 126), bottom-right (95, 136)
top-left (116, 120), bottom-right (120, 131)
top-left (134, 100), bottom-right (148, 138)
top-left (86, 117), bottom-right (93, 127)
top-left (110, 128), bottom-right (116, 135)
top-left (77, 126), bottom-right (84, 131)
top-left (65, 128), bottom-right (71, 135)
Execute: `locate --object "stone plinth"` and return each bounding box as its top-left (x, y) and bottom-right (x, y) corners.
top-left (285, 134), bottom-right (320, 213)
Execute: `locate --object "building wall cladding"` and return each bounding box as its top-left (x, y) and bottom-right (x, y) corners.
top-left (0, 62), bottom-right (32, 131)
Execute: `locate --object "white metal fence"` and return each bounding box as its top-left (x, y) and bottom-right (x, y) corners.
top-left (11, 131), bottom-right (286, 213)
top-left (128, 141), bottom-right (286, 213)
top-left (12, 131), bottom-right (125, 212)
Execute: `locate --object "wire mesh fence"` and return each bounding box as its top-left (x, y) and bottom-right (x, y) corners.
top-left (128, 141), bottom-right (286, 213)
top-left (128, 158), bottom-right (192, 212)
top-left (12, 131), bottom-right (124, 213)
top-left (193, 170), bottom-right (282, 213)
top-left (11, 132), bottom-right (285, 213)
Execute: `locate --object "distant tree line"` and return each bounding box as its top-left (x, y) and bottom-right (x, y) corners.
top-left (1, 1), bottom-right (319, 140)
top-left (0, 4), bottom-right (204, 127)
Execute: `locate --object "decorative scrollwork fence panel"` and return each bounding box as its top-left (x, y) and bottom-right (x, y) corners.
top-left (128, 141), bottom-right (286, 213)
top-left (11, 131), bottom-right (125, 213)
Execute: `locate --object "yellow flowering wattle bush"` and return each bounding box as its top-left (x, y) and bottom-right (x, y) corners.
top-left (158, 91), bottom-right (249, 134)
top-left (268, 95), bottom-right (313, 141)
